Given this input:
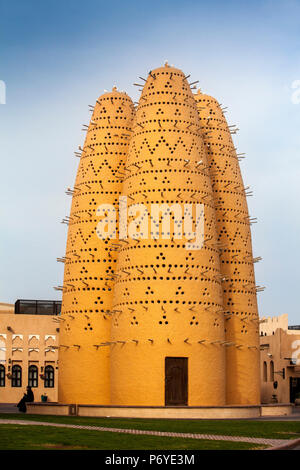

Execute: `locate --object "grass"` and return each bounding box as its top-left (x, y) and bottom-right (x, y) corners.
top-left (0, 424), bottom-right (267, 450)
top-left (0, 413), bottom-right (299, 440)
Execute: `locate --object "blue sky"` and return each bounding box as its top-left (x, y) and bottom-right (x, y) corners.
top-left (0, 0), bottom-right (300, 324)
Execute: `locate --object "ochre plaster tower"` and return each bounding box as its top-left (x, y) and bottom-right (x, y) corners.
top-left (58, 89), bottom-right (135, 404)
top-left (110, 66), bottom-right (226, 406)
top-left (58, 64), bottom-right (261, 407)
top-left (194, 90), bottom-right (260, 404)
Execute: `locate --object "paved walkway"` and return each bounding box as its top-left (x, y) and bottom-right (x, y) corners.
top-left (0, 418), bottom-right (292, 447)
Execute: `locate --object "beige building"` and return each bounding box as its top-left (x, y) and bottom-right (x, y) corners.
top-left (0, 301), bottom-right (60, 403)
top-left (260, 314), bottom-right (300, 404)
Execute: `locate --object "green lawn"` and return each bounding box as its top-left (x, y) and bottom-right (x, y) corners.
top-left (0, 413), bottom-right (300, 450)
top-left (0, 413), bottom-right (299, 440)
top-left (0, 424), bottom-right (266, 450)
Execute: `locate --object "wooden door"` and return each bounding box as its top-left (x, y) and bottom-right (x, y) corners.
top-left (165, 357), bottom-right (188, 406)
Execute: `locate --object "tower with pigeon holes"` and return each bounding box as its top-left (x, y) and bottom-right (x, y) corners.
top-left (58, 65), bottom-right (260, 406)
top-left (194, 91), bottom-right (260, 405)
top-left (58, 89), bottom-right (135, 405)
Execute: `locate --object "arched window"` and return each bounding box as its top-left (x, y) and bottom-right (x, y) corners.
top-left (0, 365), bottom-right (5, 387)
top-left (28, 365), bottom-right (38, 388)
top-left (11, 365), bottom-right (22, 387)
top-left (44, 365), bottom-right (54, 388)
top-left (270, 360), bottom-right (274, 382)
top-left (263, 361), bottom-right (267, 382)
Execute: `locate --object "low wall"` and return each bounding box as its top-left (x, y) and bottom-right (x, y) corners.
top-left (77, 405), bottom-right (261, 419)
top-left (27, 403), bottom-right (76, 416)
top-left (26, 403), bottom-right (293, 419)
top-left (260, 404), bottom-right (292, 416)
